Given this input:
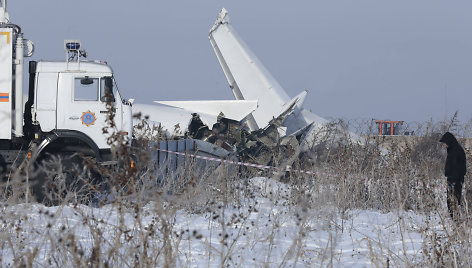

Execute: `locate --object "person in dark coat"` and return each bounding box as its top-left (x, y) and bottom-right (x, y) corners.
top-left (439, 132), bottom-right (466, 219)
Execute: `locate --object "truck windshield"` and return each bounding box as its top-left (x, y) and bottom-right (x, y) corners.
top-left (110, 76), bottom-right (127, 104)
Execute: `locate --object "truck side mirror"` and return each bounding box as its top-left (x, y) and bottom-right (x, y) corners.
top-left (80, 76), bottom-right (94, 85)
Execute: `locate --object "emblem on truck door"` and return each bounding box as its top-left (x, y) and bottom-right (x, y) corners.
top-left (81, 110), bottom-right (96, 126)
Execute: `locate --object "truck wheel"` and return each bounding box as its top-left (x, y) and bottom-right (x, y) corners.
top-left (31, 153), bottom-right (101, 206)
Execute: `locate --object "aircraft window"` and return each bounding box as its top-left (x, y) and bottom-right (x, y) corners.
top-left (74, 77), bottom-right (99, 101)
top-left (100, 77), bottom-right (115, 103)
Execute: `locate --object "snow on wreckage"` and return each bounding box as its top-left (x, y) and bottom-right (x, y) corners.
top-left (139, 8), bottom-right (357, 171)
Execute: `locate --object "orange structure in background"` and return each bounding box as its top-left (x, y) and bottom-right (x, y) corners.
top-left (375, 120), bottom-right (404, 136)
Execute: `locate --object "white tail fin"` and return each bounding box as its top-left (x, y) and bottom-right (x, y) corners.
top-left (208, 9), bottom-right (365, 150)
top-left (209, 8), bottom-right (329, 135)
top-left (209, 8), bottom-right (291, 130)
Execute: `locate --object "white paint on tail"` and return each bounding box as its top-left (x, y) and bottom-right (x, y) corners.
top-left (208, 8), bottom-right (327, 134)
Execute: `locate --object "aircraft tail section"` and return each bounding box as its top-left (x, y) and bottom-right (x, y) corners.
top-left (209, 8), bottom-right (291, 130)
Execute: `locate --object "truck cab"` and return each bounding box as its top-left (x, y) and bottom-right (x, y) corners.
top-left (0, 26), bottom-right (133, 167)
top-left (1, 3), bottom-right (134, 203)
top-left (31, 60), bottom-right (133, 150)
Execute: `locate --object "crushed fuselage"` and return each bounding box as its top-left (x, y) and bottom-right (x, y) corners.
top-left (185, 103), bottom-right (302, 167)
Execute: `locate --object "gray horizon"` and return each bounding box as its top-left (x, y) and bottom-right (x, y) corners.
top-left (8, 1), bottom-right (472, 124)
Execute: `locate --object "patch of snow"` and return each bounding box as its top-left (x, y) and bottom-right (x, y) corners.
top-left (0, 177), bottom-right (451, 267)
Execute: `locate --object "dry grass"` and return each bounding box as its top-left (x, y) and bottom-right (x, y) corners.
top-left (0, 116), bottom-right (472, 266)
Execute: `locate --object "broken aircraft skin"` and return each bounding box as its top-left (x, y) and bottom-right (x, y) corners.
top-left (185, 101), bottom-right (302, 168)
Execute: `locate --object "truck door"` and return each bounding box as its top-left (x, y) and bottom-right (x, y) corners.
top-left (56, 73), bottom-right (122, 149)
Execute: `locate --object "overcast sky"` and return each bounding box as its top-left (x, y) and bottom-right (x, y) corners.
top-left (7, 1), bottom-right (472, 123)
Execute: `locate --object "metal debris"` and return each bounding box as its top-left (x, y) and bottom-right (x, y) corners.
top-left (185, 102), bottom-right (304, 167)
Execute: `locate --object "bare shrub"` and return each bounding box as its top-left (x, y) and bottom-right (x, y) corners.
top-left (2, 116), bottom-right (472, 266)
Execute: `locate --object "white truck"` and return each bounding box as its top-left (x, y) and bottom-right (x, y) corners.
top-left (0, 2), bottom-right (133, 185)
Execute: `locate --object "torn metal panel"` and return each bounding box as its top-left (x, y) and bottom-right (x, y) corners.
top-left (152, 138), bottom-right (232, 173)
top-left (184, 100), bottom-right (303, 167)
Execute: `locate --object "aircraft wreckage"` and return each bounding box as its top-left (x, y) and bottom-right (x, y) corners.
top-left (133, 8), bottom-right (355, 169)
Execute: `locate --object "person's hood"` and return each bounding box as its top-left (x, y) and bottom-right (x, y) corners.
top-left (439, 132), bottom-right (459, 147)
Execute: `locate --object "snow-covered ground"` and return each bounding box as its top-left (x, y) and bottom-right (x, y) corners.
top-left (0, 177), bottom-right (456, 267)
